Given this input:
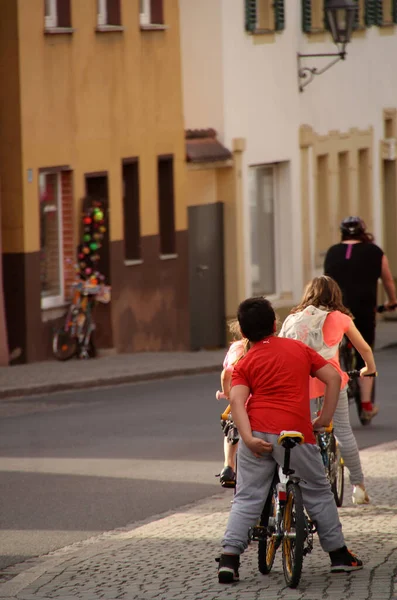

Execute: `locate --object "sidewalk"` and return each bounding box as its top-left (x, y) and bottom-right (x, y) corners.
top-left (1, 319), bottom-right (396, 401)
top-left (0, 441), bottom-right (396, 600)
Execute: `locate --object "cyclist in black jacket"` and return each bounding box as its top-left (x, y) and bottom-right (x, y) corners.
top-left (324, 216), bottom-right (397, 420)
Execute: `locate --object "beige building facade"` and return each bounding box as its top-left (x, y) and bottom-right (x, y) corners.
top-left (0, 0), bottom-right (189, 363)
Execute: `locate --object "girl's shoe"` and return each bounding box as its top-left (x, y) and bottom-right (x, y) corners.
top-left (360, 404), bottom-right (379, 422)
top-left (352, 485), bottom-right (370, 505)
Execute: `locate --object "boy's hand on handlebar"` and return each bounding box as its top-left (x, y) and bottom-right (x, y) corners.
top-left (245, 436), bottom-right (273, 458)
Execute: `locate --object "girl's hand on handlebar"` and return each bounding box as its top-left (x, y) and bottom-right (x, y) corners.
top-left (216, 390), bottom-right (227, 400)
top-left (359, 367), bottom-right (377, 378)
top-left (245, 436), bottom-right (273, 458)
top-left (312, 416), bottom-right (331, 432)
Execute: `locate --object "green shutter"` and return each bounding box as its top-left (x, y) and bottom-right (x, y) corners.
top-left (365, 0), bottom-right (377, 26)
top-left (302, 0), bottom-right (312, 33)
top-left (274, 0), bottom-right (285, 31)
top-left (245, 0), bottom-right (257, 32)
top-left (375, 0), bottom-right (383, 25)
top-left (352, 0), bottom-right (360, 29)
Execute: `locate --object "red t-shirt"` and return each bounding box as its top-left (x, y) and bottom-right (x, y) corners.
top-left (232, 336), bottom-right (328, 444)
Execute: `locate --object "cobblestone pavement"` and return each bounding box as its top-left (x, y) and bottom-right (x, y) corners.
top-left (1, 442), bottom-right (397, 600)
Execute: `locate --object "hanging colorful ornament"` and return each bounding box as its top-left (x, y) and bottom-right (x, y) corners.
top-left (83, 246), bottom-right (90, 255)
top-left (85, 268), bottom-right (92, 275)
top-left (99, 226), bottom-right (106, 233)
top-left (94, 210), bottom-right (104, 222)
top-left (90, 242), bottom-right (98, 251)
top-left (83, 234), bottom-right (91, 242)
top-left (83, 217), bottom-right (92, 225)
top-left (78, 253), bottom-right (84, 260)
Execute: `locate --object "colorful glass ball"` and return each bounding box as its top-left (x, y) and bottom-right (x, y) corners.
top-left (93, 210), bottom-right (104, 222)
top-left (83, 246), bottom-right (90, 255)
top-left (90, 242), bottom-right (98, 251)
top-left (83, 217), bottom-right (92, 225)
top-left (83, 234), bottom-right (91, 242)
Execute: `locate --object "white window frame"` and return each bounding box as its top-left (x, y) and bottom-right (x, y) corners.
top-left (98, 0), bottom-right (107, 26)
top-left (45, 0), bottom-right (57, 28)
top-left (40, 172), bottom-right (65, 310)
top-left (140, 0), bottom-right (151, 25)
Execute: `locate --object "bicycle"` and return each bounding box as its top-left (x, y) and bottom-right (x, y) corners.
top-left (52, 279), bottom-right (111, 360)
top-left (250, 430), bottom-right (316, 588)
top-left (313, 398), bottom-right (344, 507)
top-left (339, 305), bottom-right (389, 425)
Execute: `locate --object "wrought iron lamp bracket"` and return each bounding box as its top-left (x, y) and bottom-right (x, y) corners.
top-left (297, 51), bottom-right (346, 92)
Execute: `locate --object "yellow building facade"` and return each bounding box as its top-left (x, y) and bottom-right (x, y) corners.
top-left (0, 0), bottom-right (189, 362)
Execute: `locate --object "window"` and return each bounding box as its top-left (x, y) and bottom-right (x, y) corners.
top-left (122, 159), bottom-right (141, 262)
top-left (249, 166), bottom-right (276, 295)
top-left (245, 0), bottom-right (285, 33)
top-left (157, 155), bottom-right (176, 257)
top-left (40, 170), bottom-right (74, 308)
top-left (140, 0), bottom-right (164, 26)
top-left (301, 0), bottom-right (325, 33)
top-left (98, 0), bottom-right (122, 27)
top-left (44, 0), bottom-right (72, 29)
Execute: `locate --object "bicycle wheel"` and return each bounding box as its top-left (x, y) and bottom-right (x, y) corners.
top-left (282, 482), bottom-right (306, 588)
top-left (258, 474), bottom-right (279, 575)
top-left (52, 329), bottom-right (77, 361)
top-left (330, 440), bottom-right (344, 507)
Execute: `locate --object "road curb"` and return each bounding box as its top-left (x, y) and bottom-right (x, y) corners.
top-left (0, 364), bottom-right (220, 401)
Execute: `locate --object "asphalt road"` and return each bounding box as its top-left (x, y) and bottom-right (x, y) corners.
top-left (0, 348), bottom-right (396, 573)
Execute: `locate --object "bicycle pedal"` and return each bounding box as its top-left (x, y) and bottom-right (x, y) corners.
top-left (250, 526), bottom-right (267, 541)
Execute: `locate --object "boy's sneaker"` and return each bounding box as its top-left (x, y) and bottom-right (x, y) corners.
top-left (219, 466), bottom-right (236, 489)
top-left (352, 485), bottom-right (370, 505)
top-left (216, 554), bottom-right (240, 583)
top-left (329, 546), bottom-right (363, 572)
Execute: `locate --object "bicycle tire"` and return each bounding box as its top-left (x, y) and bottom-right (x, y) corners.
top-left (330, 439), bottom-right (344, 507)
top-left (258, 473), bottom-right (279, 575)
top-left (282, 482), bottom-right (306, 588)
top-left (52, 329), bottom-right (77, 361)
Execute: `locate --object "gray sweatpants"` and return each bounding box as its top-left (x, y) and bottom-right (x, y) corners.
top-left (331, 388), bottom-right (364, 485)
top-left (222, 432), bottom-right (345, 555)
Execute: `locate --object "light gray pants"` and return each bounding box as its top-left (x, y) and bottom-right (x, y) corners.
top-left (330, 388), bottom-right (364, 485)
top-left (222, 432), bottom-right (345, 555)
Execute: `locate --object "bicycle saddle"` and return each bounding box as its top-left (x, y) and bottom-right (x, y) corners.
top-left (278, 431), bottom-right (305, 448)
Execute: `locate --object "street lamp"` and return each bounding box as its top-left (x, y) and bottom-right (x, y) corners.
top-left (298, 0), bottom-right (357, 92)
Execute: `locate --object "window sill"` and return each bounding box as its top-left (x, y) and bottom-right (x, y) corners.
top-left (96, 25), bottom-right (124, 33)
top-left (160, 253), bottom-right (178, 261)
top-left (140, 24), bottom-right (169, 31)
top-left (124, 259), bottom-right (143, 266)
top-left (41, 297), bottom-right (67, 311)
top-left (44, 27), bottom-right (74, 35)
top-left (247, 28), bottom-right (275, 35)
top-left (378, 22), bottom-right (395, 28)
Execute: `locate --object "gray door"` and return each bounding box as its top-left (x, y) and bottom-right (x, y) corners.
top-left (189, 202), bottom-right (225, 350)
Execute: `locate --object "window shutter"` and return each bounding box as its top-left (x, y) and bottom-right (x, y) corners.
top-left (245, 0), bottom-right (257, 32)
top-left (274, 0), bottom-right (285, 31)
top-left (301, 0), bottom-right (312, 33)
top-left (365, 0), bottom-right (377, 26)
top-left (57, 0), bottom-right (71, 27)
top-left (150, 0), bottom-right (164, 24)
top-left (352, 0), bottom-right (360, 29)
top-left (394, 0), bottom-right (397, 23)
top-left (375, 0), bottom-right (383, 25)
top-left (106, 0), bottom-right (121, 25)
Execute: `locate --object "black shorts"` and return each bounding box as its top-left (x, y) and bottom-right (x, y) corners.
top-left (352, 313), bottom-right (376, 370)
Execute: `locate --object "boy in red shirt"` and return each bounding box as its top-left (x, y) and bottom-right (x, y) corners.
top-left (217, 297), bottom-right (363, 584)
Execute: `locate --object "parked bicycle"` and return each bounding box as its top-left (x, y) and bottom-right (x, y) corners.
top-left (52, 279), bottom-right (111, 360)
top-left (250, 431), bottom-right (316, 588)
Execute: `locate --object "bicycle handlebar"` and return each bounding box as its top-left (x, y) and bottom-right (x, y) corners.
top-left (347, 370), bottom-right (377, 379)
top-left (377, 303), bottom-right (397, 313)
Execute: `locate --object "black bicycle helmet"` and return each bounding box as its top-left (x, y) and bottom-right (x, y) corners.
top-left (340, 216), bottom-right (365, 237)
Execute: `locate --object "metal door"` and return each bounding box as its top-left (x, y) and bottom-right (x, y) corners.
top-left (189, 202), bottom-right (225, 350)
